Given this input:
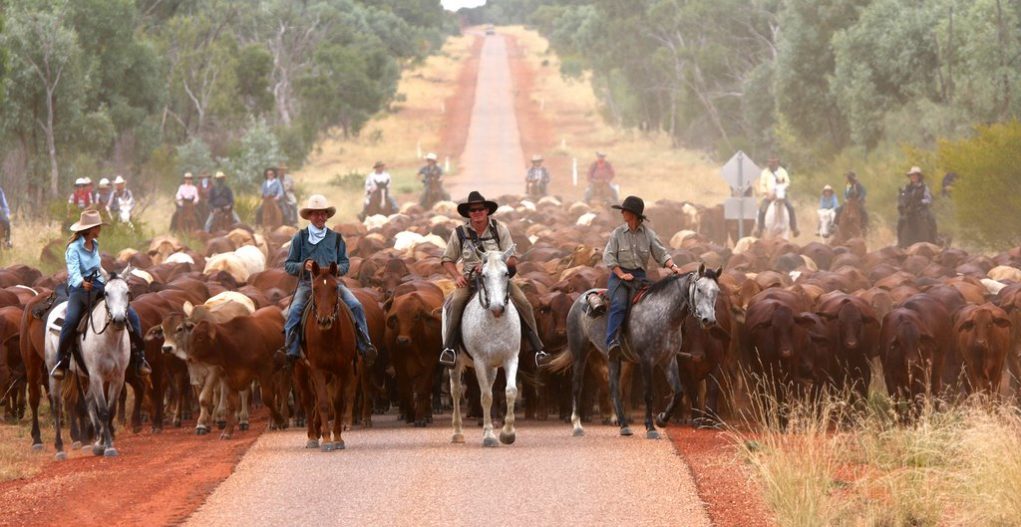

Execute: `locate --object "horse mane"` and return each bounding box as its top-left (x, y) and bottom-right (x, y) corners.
top-left (645, 273), bottom-right (685, 296)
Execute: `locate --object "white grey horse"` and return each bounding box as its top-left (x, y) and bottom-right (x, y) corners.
top-left (44, 276), bottom-right (132, 459)
top-left (444, 246), bottom-right (521, 447)
top-left (763, 199), bottom-right (792, 240)
top-left (562, 264), bottom-right (722, 438)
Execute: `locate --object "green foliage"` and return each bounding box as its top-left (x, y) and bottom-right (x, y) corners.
top-left (330, 171), bottom-right (366, 190)
top-left (218, 118), bottom-right (282, 189)
top-left (175, 137), bottom-right (215, 176)
top-left (940, 121), bottom-right (1021, 248)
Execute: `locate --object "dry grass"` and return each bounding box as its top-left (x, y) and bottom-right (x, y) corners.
top-left (501, 26), bottom-right (726, 205)
top-left (0, 413), bottom-right (49, 482)
top-left (733, 373), bottom-right (1021, 527)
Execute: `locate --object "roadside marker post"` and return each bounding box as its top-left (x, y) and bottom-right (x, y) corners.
top-left (572, 158), bottom-right (578, 187)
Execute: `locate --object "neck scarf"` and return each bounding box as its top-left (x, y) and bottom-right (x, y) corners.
top-left (308, 224), bottom-right (327, 245)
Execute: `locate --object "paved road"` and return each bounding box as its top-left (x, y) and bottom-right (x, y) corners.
top-left (185, 416), bottom-right (710, 526)
top-left (447, 33), bottom-right (525, 201)
top-left (184, 29), bottom-right (712, 527)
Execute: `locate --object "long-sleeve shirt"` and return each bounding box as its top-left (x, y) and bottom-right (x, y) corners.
top-left (845, 181), bottom-right (867, 202)
top-left (603, 223), bottom-right (670, 271)
top-left (284, 228), bottom-right (349, 281)
top-left (0, 188), bottom-right (9, 217)
top-left (175, 184), bottom-right (199, 204)
top-left (588, 161), bottom-right (615, 182)
top-left (108, 189), bottom-right (133, 212)
top-left (365, 171), bottom-right (392, 194)
top-left (441, 220), bottom-right (514, 275)
top-left (526, 167), bottom-right (550, 183)
top-left (261, 178), bottom-right (284, 199)
top-left (758, 167), bottom-right (791, 196)
top-left (68, 189), bottom-right (94, 209)
top-left (819, 194), bottom-right (839, 210)
top-left (209, 184), bottom-right (234, 209)
top-left (418, 164), bottom-right (442, 181)
top-left (66, 237), bottom-right (104, 288)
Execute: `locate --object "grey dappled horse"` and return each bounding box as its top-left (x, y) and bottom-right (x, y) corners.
top-left (564, 264), bottom-right (722, 438)
top-left (443, 246), bottom-right (522, 447)
top-left (44, 275), bottom-right (132, 459)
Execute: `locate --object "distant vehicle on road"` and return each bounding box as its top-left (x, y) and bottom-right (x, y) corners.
top-left (485, 24), bottom-right (495, 35)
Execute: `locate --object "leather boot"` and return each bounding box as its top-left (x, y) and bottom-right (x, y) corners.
top-left (356, 327), bottom-right (377, 368)
top-left (522, 324), bottom-right (550, 367)
top-left (607, 334), bottom-right (623, 361)
top-left (130, 330), bottom-right (152, 376)
top-left (50, 333), bottom-right (74, 380)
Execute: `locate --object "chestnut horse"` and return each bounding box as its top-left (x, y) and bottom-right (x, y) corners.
top-left (172, 200), bottom-right (202, 234)
top-left (834, 196), bottom-right (866, 244)
top-left (294, 261), bottom-right (358, 451)
top-left (260, 197), bottom-right (283, 231)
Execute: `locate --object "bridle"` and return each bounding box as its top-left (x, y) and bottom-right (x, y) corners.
top-left (310, 274), bottom-right (340, 326)
top-left (473, 261), bottom-right (509, 311)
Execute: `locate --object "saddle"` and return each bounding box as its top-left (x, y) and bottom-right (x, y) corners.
top-left (582, 279), bottom-right (653, 318)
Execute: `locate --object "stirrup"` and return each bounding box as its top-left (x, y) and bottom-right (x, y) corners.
top-left (607, 338), bottom-right (623, 361)
top-left (361, 344), bottom-right (378, 368)
top-left (50, 359), bottom-right (69, 379)
top-left (438, 347), bottom-right (457, 367)
top-left (534, 350), bottom-right (551, 368)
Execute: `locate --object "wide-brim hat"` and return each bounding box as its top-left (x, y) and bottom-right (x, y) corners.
top-left (531, 154), bottom-right (543, 162)
top-left (612, 195), bottom-right (647, 220)
top-left (214, 171), bottom-right (226, 179)
top-left (99, 178), bottom-right (110, 188)
top-left (299, 194), bottom-right (336, 220)
top-left (425, 153), bottom-right (438, 161)
top-left (69, 209), bottom-right (107, 232)
top-left (74, 178), bottom-right (86, 186)
top-left (183, 172), bottom-right (194, 179)
top-left (373, 161), bottom-right (385, 169)
top-left (596, 151), bottom-right (607, 157)
top-left (823, 185), bottom-right (834, 192)
top-left (906, 166), bottom-right (924, 177)
top-left (457, 191), bottom-right (498, 218)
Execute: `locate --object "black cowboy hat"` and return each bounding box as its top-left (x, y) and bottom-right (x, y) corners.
top-left (457, 190), bottom-right (498, 218)
top-left (612, 195), bottom-right (647, 220)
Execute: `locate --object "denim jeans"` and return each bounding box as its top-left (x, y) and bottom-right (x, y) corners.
top-left (284, 281), bottom-right (371, 357)
top-left (59, 283), bottom-right (142, 355)
top-left (605, 268), bottom-right (646, 348)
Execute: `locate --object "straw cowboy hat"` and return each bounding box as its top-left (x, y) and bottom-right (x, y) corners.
top-left (596, 151), bottom-right (607, 158)
top-left (214, 171), bottom-right (226, 179)
top-left (300, 194), bottom-right (336, 220)
top-left (531, 154), bottom-right (543, 162)
top-left (113, 175), bottom-right (126, 185)
top-left (823, 185), bottom-right (834, 192)
top-left (612, 195), bottom-right (648, 221)
top-left (69, 209), bottom-right (107, 232)
top-left (425, 152), bottom-right (438, 161)
top-left (373, 161), bottom-right (385, 169)
top-left (99, 178), bottom-right (110, 188)
top-left (82, 177), bottom-right (93, 185)
top-left (74, 178), bottom-right (86, 186)
top-left (183, 172), bottom-right (194, 179)
top-left (906, 166), bottom-right (924, 177)
top-left (457, 190), bottom-right (498, 218)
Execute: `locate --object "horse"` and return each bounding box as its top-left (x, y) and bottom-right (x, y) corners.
top-left (259, 197), bottom-right (283, 231)
top-left (560, 264), bottom-right (722, 438)
top-left (294, 261), bottom-right (358, 452)
top-left (762, 198), bottom-right (792, 240)
top-left (444, 246), bottom-right (521, 447)
top-left (897, 208), bottom-right (936, 248)
top-left (206, 206), bottom-right (236, 233)
top-left (420, 176), bottom-right (449, 209)
top-left (834, 197), bottom-right (865, 244)
top-left (171, 200), bottom-right (201, 234)
top-left (360, 186), bottom-right (398, 220)
top-left (43, 275), bottom-right (132, 459)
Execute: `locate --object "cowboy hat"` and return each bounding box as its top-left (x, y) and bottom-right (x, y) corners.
top-left (199, 172), bottom-right (210, 178)
top-left (612, 195), bottom-right (648, 220)
top-left (69, 209), bottom-right (107, 232)
top-left (596, 151), bottom-right (607, 157)
top-left (373, 160), bottom-right (385, 169)
top-left (299, 194), bottom-right (336, 220)
top-left (457, 190), bottom-right (498, 218)
top-left (113, 175), bottom-right (126, 185)
top-left (425, 152), bottom-right (438, 161)
top-left (214, 171), bottom-right (226, 179)
top-left (99, 178), bottom-right (110, 188)
top-left (822, 184), bottom-right (834, 191)
top-left (906, 166), bottom-right (924, 176)
top-left (74, 178), bottom-right (86, 186)
top-left (82, 177), bottom-right (92, 185)
top-left (183, 172), bottom-right (194, 179)
top-left (531, 154), bottom-right (543, 162)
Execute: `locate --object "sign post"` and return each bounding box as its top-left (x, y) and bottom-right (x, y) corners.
top-left (720, 151), bottom-right (760, 239)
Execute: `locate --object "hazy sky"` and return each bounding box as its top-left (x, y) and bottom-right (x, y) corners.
top-left (441, 0), bottom-right (487, 11)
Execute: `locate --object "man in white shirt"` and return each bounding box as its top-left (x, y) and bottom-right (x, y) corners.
top-left (755, 156), bottom-right (799, 237)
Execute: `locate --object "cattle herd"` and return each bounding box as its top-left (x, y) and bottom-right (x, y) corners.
top-left (2, 194), bottom-right (1021, 454)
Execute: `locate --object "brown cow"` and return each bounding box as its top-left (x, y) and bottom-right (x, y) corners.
top-left (881, 294), bottom-right (954, 401)
top-left (815, 293), bottom-right (880, 396)
top-left (184, 307), bottom-right (286, 438)
top-left (953, 303), bottom-right (1012, 395)
top-left (385, 288), bottom-right (443, 426)
top-left (0, 306), bottom-right (26, 421)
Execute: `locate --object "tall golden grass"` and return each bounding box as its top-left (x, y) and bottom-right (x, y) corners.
top-left (733, 371), bottom-right (1021, 526)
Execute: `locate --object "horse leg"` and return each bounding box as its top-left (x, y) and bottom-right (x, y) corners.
top-left (656, 358), bottom-right (685, 429)
top-left (50, 378), bottom-right (66, 459)
top-left (117, 384), bottom-right (127, 426)
top-left (476, 364), bottom-right (498, 447)
top-left (104, 379), bottom-right (124, 456)
top-left (608, 357), bottom-right (631, 436)
top-left (450, 363), bottom-right (465, 443)
top-left (309, 370), bottom-right (333, 451)
top-left (29, 374), bottom-right (43, 450)
top-left (699, 364), bottom-right (725, 428)
top-left (87, 379), bottom-right (108, 456)
top-left (238, 387), bottom-right (250, 431)
top-left (569, 345), bottom-right (591, 436)
top-left (500, 357), bottom-right (519, 445)
top-left (195, 369), bottom-right (216, 435)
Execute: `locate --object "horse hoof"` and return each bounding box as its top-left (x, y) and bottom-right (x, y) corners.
top-left (195, 427), bottom-right (209, 436)
top-left (305, 439), bottom-right (319, 449)
top-left (320, 442), bottom-right (334, 453)
top-left (482, 436), bottom-right (499, 448)
top-left (55, 451), bottom-right (67, 461)
top-left (219, 433), bottom-right (232, 440)
top-left (334, 441), bottom-right (345, 450)
top-left (620, 426), bottom-right (633, 437)
top-left (239, 422), bottom-right (249, 431)
top-left (104, 448), bottom-right (119, 457)
top-left (499, 431), bottom-right (516, 445)
top-left (646, 430), bottom-right (661, 440)
top-left (216, 420), bottom-right (226, 430)
top-left (92, 445), bottom-right (105, 456)
top-left (414, 420), bottom-right (427, 428)
top-left (71, 441), bottom-right (82, 450)
top-left (655, 413), bottom-right (669, 429)
top-left (572, 428), bottom-right (585, 437)
top-left (31, 443), bottom-right (43, 452)
top-left (451, 433), bottom-right (465, 444)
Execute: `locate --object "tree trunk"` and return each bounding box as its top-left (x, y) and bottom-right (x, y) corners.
top-left (44, 87), bottom-right (60, 198)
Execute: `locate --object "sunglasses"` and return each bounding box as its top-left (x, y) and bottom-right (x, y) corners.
top-left (469, 207), bottom-right (487, 213)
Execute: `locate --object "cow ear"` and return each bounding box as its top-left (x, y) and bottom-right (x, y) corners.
top-left (994, 317), bottom-right (1012, 329)
top-left (183, 301), bottom-right (194, 317)
top-left (427, 307), bottom-right (442, 321)
top-left (329, 262), bottom-right (338, 276)
top-left (145, 326), bottom-right (163, 342)
top-left (382, 297), bottom-right (394, 313)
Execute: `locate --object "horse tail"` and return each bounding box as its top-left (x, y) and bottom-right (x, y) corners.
top-left (543, 348), bottom-right (574, 374)
top-left (61, 373), bottom-right (88, 406)
top-left (517, 363), bottom-right (544, 388)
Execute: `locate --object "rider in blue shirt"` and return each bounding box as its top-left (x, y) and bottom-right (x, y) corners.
top-left (0, 185), bottom-right (11, 247)
top-left (255, 167), bottom-right (285, 224)
top-left (52, 210), bottom-right (151, 379)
